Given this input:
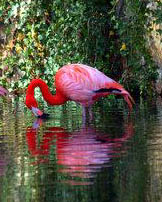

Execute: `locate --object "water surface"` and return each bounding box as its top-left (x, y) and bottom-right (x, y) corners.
top-left (0, 98), bottom-right (162, 202)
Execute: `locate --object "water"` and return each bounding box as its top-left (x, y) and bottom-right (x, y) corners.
top-left (0, 97), bottom-right (162, 202)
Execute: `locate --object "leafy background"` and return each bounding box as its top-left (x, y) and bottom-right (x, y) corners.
top-left (0, 0), bottom-right (161, 97)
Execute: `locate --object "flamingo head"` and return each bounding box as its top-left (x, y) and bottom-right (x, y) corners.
top-left (30, 107), bottom-right (49, 119)
top-left (31, 107), bottom-right (43, 117)
top-left (25, 95), bottom-right (44, 117)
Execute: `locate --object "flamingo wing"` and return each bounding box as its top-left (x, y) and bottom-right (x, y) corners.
top-left (55, 64), bottom-right (116, 105)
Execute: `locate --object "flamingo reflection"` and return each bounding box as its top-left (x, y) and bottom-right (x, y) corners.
top-left (26, 119), bottom-right (134, 185)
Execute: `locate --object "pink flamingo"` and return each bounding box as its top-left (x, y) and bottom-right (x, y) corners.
top-left (25, 64), bottom-right (135, 118)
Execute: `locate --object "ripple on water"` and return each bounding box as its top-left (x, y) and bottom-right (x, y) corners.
top-left (0, 100), bottom-right (162, 202)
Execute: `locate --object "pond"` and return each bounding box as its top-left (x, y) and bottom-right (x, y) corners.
top-left (0, 97), bottom-right (162, 202)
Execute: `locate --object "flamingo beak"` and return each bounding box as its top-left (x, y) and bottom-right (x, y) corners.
top-left (31, 107), bottom-right (50, 119)
top-left (123, 92), bottom-right (135, 111)
top-left (31, 107), bottom-right (43, 117)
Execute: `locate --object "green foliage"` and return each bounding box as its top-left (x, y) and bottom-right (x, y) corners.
top-left (108, 0), bottom-right (159, 96)
top-left (0, 0), bottom-right (160, 96)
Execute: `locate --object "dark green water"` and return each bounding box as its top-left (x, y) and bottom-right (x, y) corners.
top-left (0, 98), bottom-right (162, 202)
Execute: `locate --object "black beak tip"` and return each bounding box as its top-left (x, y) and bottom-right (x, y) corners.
top-left (38, 113), bottom-right (50, 119)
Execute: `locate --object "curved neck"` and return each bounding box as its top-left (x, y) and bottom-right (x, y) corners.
top-left (25, 79), bottom-right (68, 109)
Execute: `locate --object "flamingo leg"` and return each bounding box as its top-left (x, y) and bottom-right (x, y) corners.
top-left (88, 106), bottom-right (93, 122)
top-left (82, 106), bottom-right (87, 125)
top-left (82, 105), bottom-right (93, 125)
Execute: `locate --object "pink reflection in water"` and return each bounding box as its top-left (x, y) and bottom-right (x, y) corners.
top-left (26, 120), bottom-right (134, 185)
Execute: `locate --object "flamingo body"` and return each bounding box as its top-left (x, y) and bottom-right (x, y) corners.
top-left (55, 64), bottom-right (119, 106)
top-left (25, 64), bottom-right (134, 117)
